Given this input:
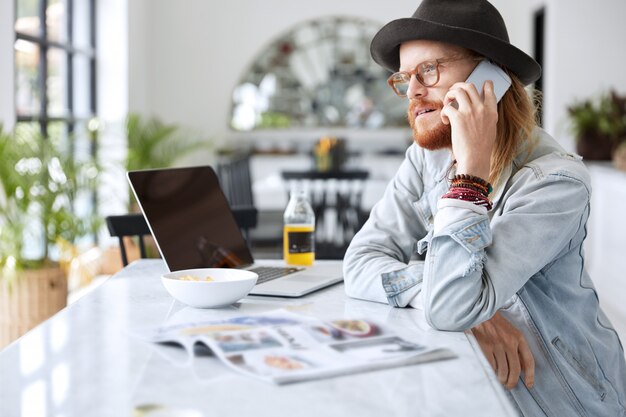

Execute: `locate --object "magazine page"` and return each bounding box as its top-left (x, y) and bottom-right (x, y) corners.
top-left (142, 309), bottom-right (455, 384)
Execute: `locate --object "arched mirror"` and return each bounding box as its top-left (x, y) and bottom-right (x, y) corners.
top-left (230, 17), bottom-right (407, 131)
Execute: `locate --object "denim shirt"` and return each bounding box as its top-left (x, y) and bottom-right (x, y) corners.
top-left (343, 128), bottom-right (626, 416)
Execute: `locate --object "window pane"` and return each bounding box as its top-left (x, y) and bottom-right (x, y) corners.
top-left (48, 120), bottom-right (69, 148)
top-left (50, 121), bottom-right (97, 248)
top-left (47, 47), bottom-right (69, 117)
top-left (71, 121), bottom-right (95, 162)
top-left (15, 39), bottom-right (41, 116)
top-left (73, 0), bottom-right (92, 50)
top-left (15, 121), bottom-right (41, 138)
top-left (73, 55), bottom-right (92, 118)
top-left (15, 0), bottom-right (41, 37)
top-left (47, 0), bottom-right (68, 43)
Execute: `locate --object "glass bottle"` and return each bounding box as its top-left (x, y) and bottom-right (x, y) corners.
top-left (283, 185), bottom-right (315, 265)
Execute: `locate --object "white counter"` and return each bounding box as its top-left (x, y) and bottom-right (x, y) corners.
top-left (0, 259), bottom-right (517, 416)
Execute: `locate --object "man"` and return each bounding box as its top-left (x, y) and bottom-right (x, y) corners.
top-left (343, 0), bottom-right (626, 415)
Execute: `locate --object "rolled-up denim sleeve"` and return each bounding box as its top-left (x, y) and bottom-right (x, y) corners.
top-left (343, 145), bottom-right (431, 305)
top-left (381, 262), bottom-right (425, 307)
top-left (423, 168), bottom-right (591, 331)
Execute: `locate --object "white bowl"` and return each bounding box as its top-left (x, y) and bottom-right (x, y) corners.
top-left (161, 268), bottom-right (258, 308)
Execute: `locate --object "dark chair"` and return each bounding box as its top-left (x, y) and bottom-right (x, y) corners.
top-left (281, 169), bottom-right (370, 259)
top-left (105, 213), bottom-right (151, 267)
top-left (230, 206), bottom-right (258, 244)
top-left (106, 207), bottom-right (258, 268)
top-left (217, 153), bottom-right (258, 244)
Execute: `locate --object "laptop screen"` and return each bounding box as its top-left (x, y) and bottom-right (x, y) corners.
top-left (127, 166), bottom-right (254, 271)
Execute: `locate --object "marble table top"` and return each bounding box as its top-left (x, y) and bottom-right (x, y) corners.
top-left (0, 259), bottom-right (517, 417)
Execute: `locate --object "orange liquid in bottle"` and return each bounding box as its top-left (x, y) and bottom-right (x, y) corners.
top-left (283, 224), bottom-right (315, 266)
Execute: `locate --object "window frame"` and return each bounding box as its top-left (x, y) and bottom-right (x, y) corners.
top-left (14, 0), bottom-right (97, 141)
top-left (14, 0), bottom-right (99, 245)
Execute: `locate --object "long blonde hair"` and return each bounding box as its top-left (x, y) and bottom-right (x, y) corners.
top-left (490, 71), bottom-right (540, 185)
top-left (463, 49), bottom-right (540, 185)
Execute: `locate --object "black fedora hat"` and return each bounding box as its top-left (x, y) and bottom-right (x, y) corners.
top-left (370, 0), bottom-right (541, 86)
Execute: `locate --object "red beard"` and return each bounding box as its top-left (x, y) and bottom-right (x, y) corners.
top-left (407, 99), bottom-right (452, 151)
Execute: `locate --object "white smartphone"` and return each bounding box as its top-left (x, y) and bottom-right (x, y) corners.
top-left (465, 60), bottom-right (511, 102)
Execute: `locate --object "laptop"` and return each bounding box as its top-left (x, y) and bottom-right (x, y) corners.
top-left (127, 165), bottom-right (343, 297)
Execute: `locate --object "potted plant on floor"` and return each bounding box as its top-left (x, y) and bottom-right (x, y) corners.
top-left (568, 90), bottom-right (626, 161)
top-left (0, 125), bottom-right (100, 348)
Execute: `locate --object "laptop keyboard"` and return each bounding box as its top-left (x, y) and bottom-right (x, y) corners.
top-left (249, 266), bottom-right (304, 284)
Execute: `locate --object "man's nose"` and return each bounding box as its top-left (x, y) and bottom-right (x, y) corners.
top-left (406, 75), bottom-right (427, 99)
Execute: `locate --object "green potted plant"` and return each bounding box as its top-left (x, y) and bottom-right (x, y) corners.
top-left (0, 124), bottom-right (100, 348)
top-left (125, 113), bottom-right (212, 209)
top-left (568, 90), bottom-right (626, 161)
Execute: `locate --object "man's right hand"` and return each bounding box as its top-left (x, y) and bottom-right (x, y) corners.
top-left (471, 311), bottom-right (535, 390)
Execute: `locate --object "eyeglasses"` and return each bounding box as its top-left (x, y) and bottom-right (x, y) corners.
top-left (387, 56), bottom-right (480, 97)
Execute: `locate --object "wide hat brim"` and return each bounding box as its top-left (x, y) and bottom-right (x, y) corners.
top-left (371, 18), bottom-right (541, 86)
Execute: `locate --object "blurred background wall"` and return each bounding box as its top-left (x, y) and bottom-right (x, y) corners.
top-left (125, 0), bottom-right (534, 147)
top-left (2, 0), bottom-right (625, 150)
top-left (120, 0), bottom-right (626, 151)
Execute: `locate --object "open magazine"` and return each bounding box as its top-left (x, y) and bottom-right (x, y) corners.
top-left (141, 309), bottom-right (456, 384)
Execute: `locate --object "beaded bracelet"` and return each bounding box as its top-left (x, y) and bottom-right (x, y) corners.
top-left (444, 187), bottom-right (492, 203)
top-left (450, 180), bottom-right (491, 195)
top-left (451, 174), bottom-right (493, 194)
top-left (451, 179), bottom-right (489, 193)
top-left (451, 182), bottom-right (489, 195)
top-left (442, 187), bottom-right (493, 211)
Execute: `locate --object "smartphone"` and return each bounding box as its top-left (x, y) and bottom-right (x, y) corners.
top-left (450, 60), bottom-right (511, 109)
top-left (465, 60), bottom-right (511, 102)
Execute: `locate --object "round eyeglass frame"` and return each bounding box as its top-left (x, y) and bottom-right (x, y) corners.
top-left (387, 56), bottom-right (482, 98)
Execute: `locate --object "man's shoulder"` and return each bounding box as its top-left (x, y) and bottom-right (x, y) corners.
top-left (514, 128), bottom-right (590, 188)
top-left (405, 143), bottom-right (452, 175)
